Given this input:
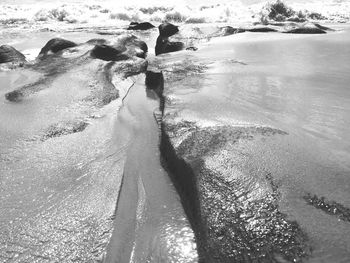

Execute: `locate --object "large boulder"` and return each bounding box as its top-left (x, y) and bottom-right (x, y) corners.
top-left (127, 22), bottom-right (155, 30)
top-left (155, 36), bottom-right (184, 56)
top-left (38, 38), bottom-right (77, 57)
top-left (90, 44), bottom-right (129, 61)
top-left (158, 22), bottom-right (179, 37)
top-left (0, 45), bottom-right (26, 64)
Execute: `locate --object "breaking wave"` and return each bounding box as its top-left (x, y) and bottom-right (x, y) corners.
top-left (0, 0), bottom-right (349, 28)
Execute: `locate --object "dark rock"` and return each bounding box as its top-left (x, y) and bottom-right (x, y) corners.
top-left (313, 23), bottom-right (335, 31)
top-left (115, 35), bottom-right (148, 58)
top-left (284, 27), bottom-right (326, 34)
top-left (86, 38), bottom-right (108, 45)
top-left (158, 22), bottom-right (179, 37)
top-left (0, 45), bottom-right (26, 64)
top-left (155, 36), bottom-right (184, 56)
top-left (287, 16), bottom-right (307, 23)
top-left (247, 27), bottom-right (278, 32)
top-left (5, 90), bottom-right (24, 102)
top-left (221, 26), bottom-right (245, 36)
top-left (38, 38), bottom-right (77, 57)
top-left (160, 123), bottom-right (310, 263)
top-left (186, 47), bottom-right (198, 51)
top-left (90, 44), bottom-right (129, 61)
top-left (43, 120), bottom-right (89, 140)
top-left (127, 22), bottom-right (155, 30)
top-left (145, 71), bottom-right (164, 88)
top-left (304, 193), bottom-right (350, 222)
top-left (134, 39), bottom-right (148, 54)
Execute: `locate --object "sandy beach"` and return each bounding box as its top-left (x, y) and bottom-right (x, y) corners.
top-left (1, 1), bottom-right (350, 262)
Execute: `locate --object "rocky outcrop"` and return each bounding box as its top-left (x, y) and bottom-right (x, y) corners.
top-left (284, 27), bottom-right (326, 34)
top-left (90, 44), bottom-right (129, 61)
top-left (158, 22), bottom-right (179, 37)
top-left (145, 70), bottom-right (164, 101)
top-left (5, 34), bottom-right (147, 102)
top-left (155, 36), bottom-right (184, 56)
top-left (160, 122), bottom-right (310, 263)
top-left (38, 38), bottom-right (77, 57)
top-left (155, 22), bottom-right (184, 56)
top-left (247, 27), bottom-right (278, 32)
top-left (312, 23), bottom-right (335, 32)
top-left (0, 45), bottom-right (26, 64)
top-left (154, 53), bottom-right (311, 262)
top-left (220, 26), bottom-right (246, 36)
top-left (127, 22), bottom-right (155, 30)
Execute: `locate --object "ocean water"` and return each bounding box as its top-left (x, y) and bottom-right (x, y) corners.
top-left (0, 0), bottom-right (349, 28)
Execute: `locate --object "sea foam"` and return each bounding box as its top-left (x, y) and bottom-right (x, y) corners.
top-left (0, 0), bottom-right (349, 29)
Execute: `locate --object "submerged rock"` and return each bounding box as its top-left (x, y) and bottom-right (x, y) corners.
top-left (38, 38), bottom-right (77, 57)
top-left (0, 45), bottom-right (26, 64)
top-left (158, 22), bottom-right (179, 37)
top-left (90, 44), bottom-right (129, 61)
top-left (127, 22), bottom-right (155, 30)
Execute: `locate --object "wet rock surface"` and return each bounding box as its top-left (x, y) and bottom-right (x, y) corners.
top-left (127, 22), bottom-right (155, 31)
top-left (160, 121), bottom-right (310, 262)
top-left (155, 36), bottom-right (184, 56)
top-left (150, 24), bottom-right (345, 262)
top-left (0, 44), bottom-right (26, 64)
top-left (158, 22), bottom-right (180, 37)
top-left (38, 38), bottom-right (77, 57)
top-left (284, 27), bottom-right (326, 34)
top-left (90, 44), bottom-right (128, 61)
top-left (152, 56), bottom-right (311, 262)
